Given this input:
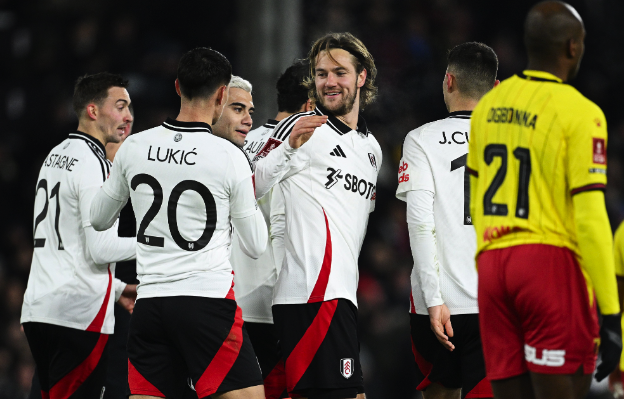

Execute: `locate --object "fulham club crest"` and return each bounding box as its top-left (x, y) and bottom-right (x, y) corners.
top-left (368, 153), bottom-right (377, 170)
top-left (340, 358), bottom-right (354, 379)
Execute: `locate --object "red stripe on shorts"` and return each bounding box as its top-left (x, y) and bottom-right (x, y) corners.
top-left (308, 209), bottom-right (332, 303)
top-left (196, 306), bottom-right (245, 397)
top-left (49, 334), bottom-right (109, 399)
top-left (128, 360), bottom-right (165, 397)
top-left (411, 337), bottom-right (433, 391)
top-left (465, 377), bottom-right (493, 398)
top-left (41, 391), bottom-right (49, 399)
top-left (285, 299), bottom-right (339, 392)
top-left (86, 266), bottom-right (112, 333)
top-left (264, 359), bottom-right (287, 399)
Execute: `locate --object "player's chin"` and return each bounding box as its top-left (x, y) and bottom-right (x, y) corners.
top-left (234, 131), bottom-right (247, 146)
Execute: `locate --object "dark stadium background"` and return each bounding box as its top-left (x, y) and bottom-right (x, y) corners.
top-left (1, 0), bottom-right (623, 397)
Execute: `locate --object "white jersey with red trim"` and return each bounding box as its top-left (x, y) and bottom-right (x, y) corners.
top-left (255, 106), bottom-right (382, 307)
top-left (231, 119), bottom-right (281, 323)
top-left (21, 132), bottom-right (119, 333)
top-left (101, 118), bottom-right (258, 300)
top-left (396, 112), bottom-right (479, 315)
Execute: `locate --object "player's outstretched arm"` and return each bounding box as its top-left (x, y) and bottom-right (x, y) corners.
top-left (84, 222), bottom-right (136, 265)
top-left (230, 172), bottom-right (268, 259)
top-left (269, 184), bottom-right (286, 274)
top-left (573, 190), bottom-right (622, 381)
top-left (254, 115), bottom-right (326, 199)
top-left (90, 189), bottom-right (127, 231)
top-left (116, 283), bottom-right (137, 314)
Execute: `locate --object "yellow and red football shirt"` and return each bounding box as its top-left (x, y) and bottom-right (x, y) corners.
top-left (468, 70), bottom-right (607, 256)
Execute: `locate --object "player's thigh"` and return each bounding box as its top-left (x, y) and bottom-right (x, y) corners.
top-left (490, 373), bottom-right (535, 399)
top-left (477, 249), bottom-right (526, 381)
top-left (506, 245), bottom-right (599, 376)
top-left (422, 383), bottom-right (461, 399)
top-left (164, 297), bottom-right (263, 399)
top-left (211, 384), bottom-right (265, 399)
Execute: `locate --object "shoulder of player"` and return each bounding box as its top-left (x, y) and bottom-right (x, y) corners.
top-left (271, 110), bottom-right (317, 141)
top-left (65, 133), bottom-right (110, 182)
top-left (556, 86), bottom-right (603, 115)
top-left (245, 125), bottom-right (272, 143)
top-left (404, 119), bottom-right (447, 143)
top-left (218, 137), bottom-right (253, 172)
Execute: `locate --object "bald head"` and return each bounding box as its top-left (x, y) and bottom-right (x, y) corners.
top-left (524, 1), bottom-right (585, 79)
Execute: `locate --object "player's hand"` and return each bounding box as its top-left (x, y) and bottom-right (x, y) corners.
top-left (428, 304), bottom-right (455, 351)
top-left (288, 115), bottom-right (327, 149)
top-left (609, 367), bottom-right (624, 398)
top-left (117, 284), bottom-right (137, 314)
top-left (596, 313), bottom-right (622, 381)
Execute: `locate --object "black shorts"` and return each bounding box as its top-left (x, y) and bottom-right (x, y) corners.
top-left (244, 322), bottom-right (288, 399)
top-left (127, 296), bottom-right (263, 399)
top-left (410, 313), bottom-right (492, 398)
top-left (23, 322), bottom-right (109, 399)
top-left (273, 299), bottom-right (364, 399)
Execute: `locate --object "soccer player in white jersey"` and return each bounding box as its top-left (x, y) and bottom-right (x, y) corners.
top-left (254, 33), bottom-right (382, 399)
top-left (89, 47), bottom-right (267, 399)
top-left (229, 61), bottom-right (312, 399)
top-left (21, 72), bottom-right (137, 399)
top-left (396, 42), bottom-right (499, 399)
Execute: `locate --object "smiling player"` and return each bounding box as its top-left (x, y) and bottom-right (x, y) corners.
top-left (213, 76), bottom-right (254, 147)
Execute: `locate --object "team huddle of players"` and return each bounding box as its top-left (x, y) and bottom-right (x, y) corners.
top-left (19, 1), bottom-right (624, 399)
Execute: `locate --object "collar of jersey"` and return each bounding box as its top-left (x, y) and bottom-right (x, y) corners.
top-left (520, 70), bottom-right (563, 83)
top-left (448, 110), bottom-right (472, 119)
top-left (68, 131), bottom-right (106, 157)
top-left (314, 104), bottom-right (369, 136)
top-left (264, 119), bottom-right (279, 128)
top-left (162, 117), bottom-right (213, 133)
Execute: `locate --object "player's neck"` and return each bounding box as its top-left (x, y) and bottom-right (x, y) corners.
top-left (274, 111), bottom-right (294, 122)
top-left (334, 98), bottom-right (360, 131)
top-left (447, 97), bottom-right (479, 113)
top-left (526, 60), bottom-right (569, 82)
top-left (176, 100), bottom-right (217, 126)
top-left (76, 122), bottom-right (107, 147)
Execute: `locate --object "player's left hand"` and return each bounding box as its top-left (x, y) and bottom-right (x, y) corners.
top-left (596, 313), bottom-right (623, 382)
top-left (428, 304), bottom-right (455, 351)
top-left (117, 284), bottom-right (137, 314)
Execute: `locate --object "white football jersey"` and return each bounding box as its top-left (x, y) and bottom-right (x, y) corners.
top-left (102, 118), bottom-right (258, 299)
top-left (396, 111), bottom-right (479, 315)
top-left (22, 132), bottom-right (119, 333)
top-left (231, 120), bottom-right (281, 323)
top-left (255, 106), bottom-right (382, 307)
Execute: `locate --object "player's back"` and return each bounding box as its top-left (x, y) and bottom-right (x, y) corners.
top-left (397, 113), bottom-right (478, 314)
top-left (23, 132), bottom-right (115, 331)
top-left (113, 118), bottom-right (255, 299)
top-left (468, 70), bottom-right (608, 256)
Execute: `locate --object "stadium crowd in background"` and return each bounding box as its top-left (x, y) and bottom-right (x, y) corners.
top-left (1, 0), bottom-right (624, 398)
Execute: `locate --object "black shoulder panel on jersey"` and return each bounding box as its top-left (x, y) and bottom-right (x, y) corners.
top-left (86, 144), bottom-right (107, 182)
top-left (68, 131), bottom-right (108, 182)
top-left (272, 110), bottom-right (318, 141)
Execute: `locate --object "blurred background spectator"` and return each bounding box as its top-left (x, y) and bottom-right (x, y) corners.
top-left (1, 0), bottom-right (623, 397)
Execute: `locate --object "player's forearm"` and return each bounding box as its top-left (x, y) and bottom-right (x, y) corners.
top-left (270, 212), bottom-right (285, 274)
top-left (114, 278), bottom-right (127, 301)
top-left (90, 189), bottom-right (127, 231)
top-left (85, 224), bottom-right (137, 265)
top-left (254, 140), bottom-right (297, 199)
top-left (573, 190), bottom-right (620, 315)
top-left (406, 190), bottom-right (444, 308)
top-left (232, 210), bottom-right (268, 259)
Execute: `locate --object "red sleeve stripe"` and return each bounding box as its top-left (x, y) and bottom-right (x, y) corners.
top-left (570, 183), bottom-right (606, 195)
top-left (466, 166), bottom-right (479, 177)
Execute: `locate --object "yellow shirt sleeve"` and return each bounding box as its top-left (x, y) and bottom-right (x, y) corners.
top-left (614, 222), bottom-right (624, 277)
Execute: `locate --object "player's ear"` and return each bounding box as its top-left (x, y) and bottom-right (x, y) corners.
top-left (445, 73), bottom-right (455, 92)
top-left (175, 79), bottom-right (182, 97)
top-left (86, 103), bottom-right (98, 120)
top-left (567, 37), bottom-right (581, 59)
top-left (494, 79), bottom-right (500, 87)
top-left (357, 68), bottom-right (367, 88)
top-left (216, 85), bottom-right (228, 107)
top-left (300, 99), bottom-right (314, 113)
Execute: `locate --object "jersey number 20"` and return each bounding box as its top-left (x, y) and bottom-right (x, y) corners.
top-left (131, 174), bottom-right (217, 252)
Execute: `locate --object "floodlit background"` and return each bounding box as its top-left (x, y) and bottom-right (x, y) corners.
top-left (1, 0), bottom-right (623, 397)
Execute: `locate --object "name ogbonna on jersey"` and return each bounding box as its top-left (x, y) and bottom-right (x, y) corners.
top-left (487, 107), bottom-right (537, 129)
top-left (148, 146), bottom-right (197, 165)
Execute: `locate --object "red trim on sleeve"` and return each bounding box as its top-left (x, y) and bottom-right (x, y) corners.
top-left (86, 266), bottom-right (112, 333)
top-left (465, 377), bottom-right (494, 398)
top-left (196, 306), bottom-right (245, 397)
top-left (466, 166), bottom-right (479, 177)
top-left (263, 359), bottom-right (287, 399)
top-left (285, 300), bottom-right (338, 393)
top-left (128, 360), bottom-right (165, 397)
top-left (308, 209), bottom-right (332, 303)
top-left (570, 183), bottom-right (606, 195)
top-left (50, 334), bottom-right (109, 399)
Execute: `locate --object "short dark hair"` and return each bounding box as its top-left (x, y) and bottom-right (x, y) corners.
top-left (304, 32), bottom-right (378, 111)
top-left (447, 42), bottom-right (498, 99)
top-left (73, 72), bottom-right (129, 118)
top-left (276, 59), bottom-right (310, 113)
top-left (177, 47), bottom-right (232, 100)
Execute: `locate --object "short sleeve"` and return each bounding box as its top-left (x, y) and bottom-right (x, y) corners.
top-left (227, 147), bottom-right (258, 219)
top-left (102, 141), bottom-right (131, 203)
top-left (567, 103), bottom-right (608, 195)
top-left (396, 128), bottom-right (435, 201)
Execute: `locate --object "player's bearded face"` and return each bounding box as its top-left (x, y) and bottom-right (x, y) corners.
top-left (97, 87), bottom-right (133, 144)
top-left (315, 49), bottom-right (361, 116)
